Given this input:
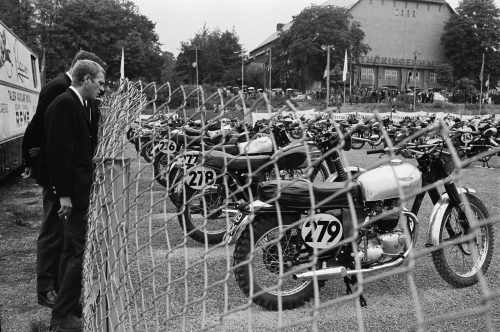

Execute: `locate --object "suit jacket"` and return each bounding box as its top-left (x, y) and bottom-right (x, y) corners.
top-left (22, 73), bottom-right (71, 186)
top-left (45, 88), bottom-right (96, 209)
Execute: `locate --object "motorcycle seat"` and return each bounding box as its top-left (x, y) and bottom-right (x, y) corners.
top-left (203, 150), bottom-right (271, 172)
top-left (171, 131), bottom-right (203, 146)
top-left (185, 127), bottom-right (204, 136)
top-left (258, 180), bottom-right (359, 209)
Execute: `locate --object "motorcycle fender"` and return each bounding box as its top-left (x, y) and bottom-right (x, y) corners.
top-left (426, 187), bottom-right (476, 247)
top-left (326, 166), bottom-right (366, 182)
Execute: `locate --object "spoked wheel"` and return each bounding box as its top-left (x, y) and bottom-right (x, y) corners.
top-left (369, 129), bottom-right (383, 147)
top-left (350, 130), bottom-right (366, 149)
top-left (233, 214), bottom-right (325, 310)
top-left (153, 153), bottom-right (174, 187)
top-left (431, 194), bottom-right (494, 287)
top-left (179, 181), bottom-right (237, 244)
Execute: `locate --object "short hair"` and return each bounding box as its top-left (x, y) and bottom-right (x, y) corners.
top-left (71, 50), bottom-right (107, 70)
top-left (71, 60), bottom-right (105, 87)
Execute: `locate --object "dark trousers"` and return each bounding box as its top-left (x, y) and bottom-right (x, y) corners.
top-left (37, 187), bottom-right (63, 294)
top-left (52, 207), bottom-right (88, 318)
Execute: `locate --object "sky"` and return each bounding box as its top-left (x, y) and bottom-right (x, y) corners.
top-left (130, 0), bottom-right (494, 56)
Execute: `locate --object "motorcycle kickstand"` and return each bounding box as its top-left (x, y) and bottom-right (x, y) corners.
top-left (343, 276), bottom-right (367, 307)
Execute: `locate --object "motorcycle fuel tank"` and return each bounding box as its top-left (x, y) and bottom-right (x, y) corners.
top-left (357, 160), bottom-right (422, 201)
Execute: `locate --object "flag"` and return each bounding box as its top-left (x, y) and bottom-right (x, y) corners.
top-left (342, 50), bottom-right (348, 82)
top-left (120, 47), bottom-right (125, 80)
top-left (40, 48), bottom-right (46, 87)
top-left (485, 73), bottom-right (490, 88)
top-left (191, 62), bottom-right (197, 68)
top-left (323, 69), bottom-right (329, 79)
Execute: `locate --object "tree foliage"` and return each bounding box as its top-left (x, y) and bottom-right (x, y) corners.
top-left (441, 0), bottom-right (500, 88)
top-left (175, 26), bottom-right (243, 86)
top-left (276, 5), bottom-right (370, 90)
top-left (435, 63), bottom-right (455, 91)
top-left (0, 0), bottom-right (165, 82)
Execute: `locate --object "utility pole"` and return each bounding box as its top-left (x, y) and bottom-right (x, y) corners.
top-left (479, 52), bottom-right (484, 113)
top-left (268, 48), bottom-right (272, 106)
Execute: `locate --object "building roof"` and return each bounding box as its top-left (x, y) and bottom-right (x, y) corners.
top-left (250, 0), bottom-right (455, 56)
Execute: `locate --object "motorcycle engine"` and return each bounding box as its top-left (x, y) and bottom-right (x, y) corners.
top-left (357, 199), bottom-right (407, 265)
top-left (357, 229), bottom-right (407, 265)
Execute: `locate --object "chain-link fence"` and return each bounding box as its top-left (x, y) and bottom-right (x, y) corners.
top-left (82, 80), bottom-right (500, 331)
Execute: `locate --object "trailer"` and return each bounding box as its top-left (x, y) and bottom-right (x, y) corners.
top-left (0, 19), bottom-right (41, 180)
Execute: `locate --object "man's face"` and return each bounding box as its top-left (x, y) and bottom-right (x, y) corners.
top-left (84, 72), bottom-right (105, 99)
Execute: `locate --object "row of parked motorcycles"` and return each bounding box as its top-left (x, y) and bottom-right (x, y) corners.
top-left (341, 112), bottom-right (500, 166)
top-left (126, 111), bottom-right (497, 310)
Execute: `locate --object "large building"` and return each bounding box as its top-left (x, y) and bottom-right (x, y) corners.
top-left (249, 0), bottom-right (456, 92)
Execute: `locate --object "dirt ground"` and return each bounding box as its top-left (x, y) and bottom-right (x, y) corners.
top-left (0, 174), bottom-right (50, 332)
top-left (1, 152), bottom-right (499, 331)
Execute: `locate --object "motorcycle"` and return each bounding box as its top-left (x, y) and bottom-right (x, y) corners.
top-left (167, 131), bottom-right (328, 245)
top-left (350, 117), bottom-right (383, 149)
top-left (230, 137), bottom-right (494, 310)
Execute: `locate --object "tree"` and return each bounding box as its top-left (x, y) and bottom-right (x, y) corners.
top-left (441, 0), bottom-right (500, 88)
top-left (454, 77), bottom-right (478, 104)
top-left (175, 26), bottom-right (243, 86)
top-left (276, 5), bottom-right (370, 91)
top-left (435, 63), bottom-right (455, 92)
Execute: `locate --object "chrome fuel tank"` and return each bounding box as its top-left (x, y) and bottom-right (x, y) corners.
top-left (357, 160), bottom-right (422, 201)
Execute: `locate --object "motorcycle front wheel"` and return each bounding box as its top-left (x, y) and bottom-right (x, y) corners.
top-left (153, 152), bottom-right (176, 187)
top-left (431, 194), bottom-right (494, 287)
top-left (233, 213), bottom-right (326, 310)
top-left (350, 130), bottom-right (366, 149)
top-left (178, 179), bottom-right (237, 245)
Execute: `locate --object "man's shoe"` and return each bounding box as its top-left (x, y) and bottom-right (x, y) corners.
top-left (38, 290), bottom-right (57, 308)
top-left (49, 316), bottom-right (82, 332)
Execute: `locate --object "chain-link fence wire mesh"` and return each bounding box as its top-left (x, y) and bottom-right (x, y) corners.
top-left (83, 80), bottom-right (500, 331)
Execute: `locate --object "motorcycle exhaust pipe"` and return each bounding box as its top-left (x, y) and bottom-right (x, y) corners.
top-left (351, 137), bottom-right (373, 143)
top-left (293, 256), bottom-right (406, 281)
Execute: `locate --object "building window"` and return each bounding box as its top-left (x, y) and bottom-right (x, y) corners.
top-left (408, 71), bottom-right (420, 82)
top-left (361, 68), bottom-right (374, 79)
top-left (430, 72), bottom-right (436, 83)
top-left (412, 10), bottom-right (416, 17)
top-left (394, 8), bottom-right (399, 15)
top-left (406, 9), bottom-right (410, 16)
top-left (385, 70), bottom-right (398, 80)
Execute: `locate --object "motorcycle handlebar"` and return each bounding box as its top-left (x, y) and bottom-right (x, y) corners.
top-left (366, 148), bottom-right (386, 155)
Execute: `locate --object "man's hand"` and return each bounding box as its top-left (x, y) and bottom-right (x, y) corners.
top-left (58, 196), bottom-right (73, 220)
top-left (28, 147), bottom-right (41, 158)
top-left (21, 167), bottom-right (32, 179)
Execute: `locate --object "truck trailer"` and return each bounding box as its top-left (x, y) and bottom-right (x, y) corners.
top-left (0, 19), bottom-right (41, 180)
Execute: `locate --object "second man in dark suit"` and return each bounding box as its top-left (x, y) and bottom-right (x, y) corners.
top-left (45, 59), bottom-right (105, 331)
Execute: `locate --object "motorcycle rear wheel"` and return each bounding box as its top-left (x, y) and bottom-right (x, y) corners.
top-left (350, 130), bottom-right (365, 149)
top-left (431, 194), bottom-right (494, 287)
top-left (233, 213), bottom-right (326, 310)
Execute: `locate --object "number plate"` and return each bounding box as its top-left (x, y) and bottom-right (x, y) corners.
top-left (301, 213), bottom-right (343, 249)
top-left (461, 133), bottom-right (473, 144)
top-left (184, 165), bottom-right (217, 189)
top-left (154, 139), bottom-right (177, 154)
top-left (175, 151), bottom-right (199, 166)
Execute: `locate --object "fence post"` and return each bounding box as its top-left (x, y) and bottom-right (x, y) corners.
top-left (93, 157), bottom-right (130, 331)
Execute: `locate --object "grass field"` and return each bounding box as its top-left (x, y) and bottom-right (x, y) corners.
top-left (2, 139), bottom-right (498, 331)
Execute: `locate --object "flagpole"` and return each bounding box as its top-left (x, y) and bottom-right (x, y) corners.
top-left (479, 52), bottom-right (484, 113)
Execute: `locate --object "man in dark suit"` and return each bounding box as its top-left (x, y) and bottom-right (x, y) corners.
top-left (45, 59), bottom-right (105, 331)
top-left (21, 50), bottom-right (105, 310)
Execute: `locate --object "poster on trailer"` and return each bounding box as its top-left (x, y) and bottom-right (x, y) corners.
top-left (0, 20), bottom-right (40, 144)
